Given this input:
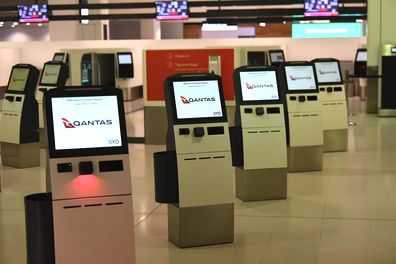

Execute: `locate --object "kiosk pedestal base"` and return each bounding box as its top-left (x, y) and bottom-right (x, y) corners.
top-left (235, 167), bottom-right (287, 201)
top-left (168, 203), bottom-right (234, 248)
top-left (378, 109), bottom-right (396, 117)
top-left (1, 142), bottom-right (40, 168)
top-left (324, 129), bottom-right (348, 152)
top-left (288, 145), bottom-right (323, 172)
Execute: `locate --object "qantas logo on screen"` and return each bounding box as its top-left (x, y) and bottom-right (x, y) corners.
top-left (61, 117), bottom-right (112, 128)
top-left (319, 70), bottom-right (337, 75)
top-left (245, 83), bottom-right (274, 89)
top-left (289, 75), bottom-right (312, 81)
top-left (44, 72), bottom-right (57, 77)
top-left (180, 96), bottom-right (216, 104)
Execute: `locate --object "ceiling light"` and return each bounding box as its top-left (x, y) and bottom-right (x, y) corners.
top-left (355, 19), bottom-right (364, 23)
top-left (13, 22), bottom-right (19, 26)
top-left (202, 23), bottom-right (238, 31)
top-left (81, 19), bottom-right (89, 25)
top-left (26, 23), bottom-right (31, 26)
top-left (38, 23), bottom-right (43, 27)
top-left (259, 22), bottom-right (267, 27)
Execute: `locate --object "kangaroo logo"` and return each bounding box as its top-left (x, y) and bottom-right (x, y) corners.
top-left (246, 83), bottom-right (253, 89)
top-left (180, 96), bottom-right (190, 104)
top-left (61, 118), bottom-right (75, 128)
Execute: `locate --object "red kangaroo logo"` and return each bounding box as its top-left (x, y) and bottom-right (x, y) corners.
top-left (180, 96), bottom-right (190, 104)
top-left (246, 83), bottom-right (253, 89)
top-left (289, 75), bottom-right (297, 81)
top-left (61, 118), bottom-right (75, 128)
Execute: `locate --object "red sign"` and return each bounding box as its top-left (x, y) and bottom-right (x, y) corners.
top-left (146, 49), bottom-right (235, 101)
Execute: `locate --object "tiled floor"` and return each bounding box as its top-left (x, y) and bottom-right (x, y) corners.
top-left (1, 98), bottom-right (396, 264)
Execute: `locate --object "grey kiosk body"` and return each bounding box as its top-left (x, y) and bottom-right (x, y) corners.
top-left (231, 66), bottom-right (287, 201)
top-left (0, 64), bottom-right (40, 168)
top-left (281, 62), bottom-right (323, 172)
top-left (36, 61), bottom-right (68, 143)
top-left (44, 87), bottom-right (135, 264)
top-left (154, 73), bottom-right (234, 248)
top-left (378, 44), bottom-right (396, 117)
top-left (313, 58), bottom-right (348, 152)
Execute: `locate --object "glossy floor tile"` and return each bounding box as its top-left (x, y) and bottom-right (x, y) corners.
top-left (1, 98), bottom-right (396, 264)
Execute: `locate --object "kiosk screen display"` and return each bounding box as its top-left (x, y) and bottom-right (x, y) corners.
top-left (51, 95), bottom-right (122, 150)
top-left (285, 65), bottom-right (317, 91)
top-left (356, 51), bottom-right (367, 62)
top-left (118, 53), bottom-right (132, 64)
top-left (40, 64), bottom-right (61, 86)
top-left (18, 4), bottom-right (49, 23)
top-left (270, 52), bottom-right (285, 63)
top-left (8, 68), bottom-right (29, 92)
top-left (239, 71), bottom-right (279, 101)
top-left (155, 1), bottom-right (189, 20)
top-left (304, 0), bottom-right (339, 17)
top-left (314, 61), bottom-right (342, 84)
top-left (173, 80), bottom-right (223, 119)
top-left (53, 53), bottom-right (65, 62)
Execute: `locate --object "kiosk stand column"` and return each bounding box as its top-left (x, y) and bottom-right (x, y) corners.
top-left (0, 64), bottom-right (40, 168)
top-left (313, 58), bottom-right (348, 152)
top-left (282, 62), bottom-right (323, 172)
top-left (44, 87), bottom-right (135, 264)
top-left (154, 73), bottom-right (234, 248)
top-left (231, 66), bottom-right (288, 201)
top-left (378, 44), bottom-right (396, 117)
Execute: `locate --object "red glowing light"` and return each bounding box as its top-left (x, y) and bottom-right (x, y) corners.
top-left (70, 174), bottom-right (103, 196)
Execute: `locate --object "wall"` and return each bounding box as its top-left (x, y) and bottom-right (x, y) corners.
top-left (0, 49), bottom-right (22, 86)
top-left (0, 26), bottom-right (49, 42)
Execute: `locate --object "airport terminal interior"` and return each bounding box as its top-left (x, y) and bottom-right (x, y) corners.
top-left (2, 0), bottom-right (396, 264)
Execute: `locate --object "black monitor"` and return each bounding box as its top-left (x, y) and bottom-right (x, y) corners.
top-left (39, 61), bottom-right (68, 87)
top-left (155, 1), bottom-right (189, 20)
top-left (312, 59), bottom-right (343, 85)
top-left (18, 4), bottom-right (49, 23)
top-left (268, 50), bottom-right (285, 66)
top-left (284, 63), bottom-right (318, 93)
top-left (304, 0), bottom-right (339, 17)
top-left (164, 74), bottom-right (227, 125)
top-left (44, 87), bottom-right (128, 158)
top-left (355, 49), bottom-right (367, 62)
top-left (247, 51), bottom-right (267, 66)
top-left (234, 66), bottom-right (281, 105)
top-left (53, 53), bottom-right (66, 62)
top-left (117, 52), bottom-right (134, 78)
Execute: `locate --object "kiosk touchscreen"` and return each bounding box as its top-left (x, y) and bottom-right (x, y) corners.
top-left (36, 61), bottom-right (68, 130)
top-left (53, 52), bottom-right (66, 62)
top-left (268, 50), bottom-right (285, 67)
top-left (232, 66), bottom-right (287, 201)
top-left (0, 64), bottom-right (40, 168)
top-left (117, 52), bottom-right (134, 78)
top-left (313, 58), bottom-right (348, 152)
top-left (354, 48), bottom-right (367, 76)
top-left (154, 73), bottom-right (234, 248)
top-left (44, 87), bottom-right (135, 264)
top-left (282, 62), bottom-right (323, 172)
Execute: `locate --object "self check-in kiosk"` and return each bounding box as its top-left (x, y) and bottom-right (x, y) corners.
top-left (44, 87), bottom-right (135, 264)
top-left (268, 50), bottom-right (285, 67)
top-left (282, 62), bottom-right (323, 172)
top-left (36, 61), bottom-right (68, 132)
top-left (231, 66), bottom-right (287, 201)
top-left (154, 73), bottom-right (234, 248)
top-left (0, 64), bottom-right (40, 168)
top-left (313, 58), bottom-right (348, 152)
top-left (378, 44), bottom-right (396, 117)
top-left (354, 49), bottom-right (367, 77)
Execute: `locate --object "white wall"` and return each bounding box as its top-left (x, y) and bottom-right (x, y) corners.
top-left (0, 49), bottom-right (22, 86)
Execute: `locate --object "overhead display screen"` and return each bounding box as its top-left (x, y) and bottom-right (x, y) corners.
top-left (51, 96), bottom-right (122, 150)
top-left (285, 65), bottom-right (317, 91)
top-left (314, 61), bottom-right (342, 84)
top-left (8, 68), bottom-right (29, 92)
top-left (40, 64), bottom-right (61, 86)
top-left (270, 52), bottom-right (285, 63)
top-left (304, 0), bottom-right (339, 17)
top-left (239, 71), bottom-right (279, 101)
top-left (155, 1), bottom-right (189, 20)
top-left (356, 50), bottom-right (367, 62)
top-left (173, 80), bottom-right (223, 119)
top-left (18, 4), bottom-right (49, 23)
top-left (118, 54), bottom-right (132, 64)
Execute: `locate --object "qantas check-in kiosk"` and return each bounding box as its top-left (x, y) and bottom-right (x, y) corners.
top-left (232, 66), bottom-right (287, 201)
top-left (0, 64), bottom-right (40, 168)
top-left (378, 44), bottom-right (396, 117)
top-left (282, 62), bottom-right (323, 172)
top-left (154, 73), bottom-right (234, 248)
top-left (44, 87), bottom-right (135, 264)
top-left (36, 61), bottom-right (68, 131)
top-left (313, 59), bottom-right (348, 152)
top-left (268, 50), bottom-right (285, 67)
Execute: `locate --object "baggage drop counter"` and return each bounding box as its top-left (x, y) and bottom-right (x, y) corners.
top-left (44, 87), bottom-right (135, 264)
top-left (282, 62), bottom-right (323, 172)
top-left (231, 66), bottom-right (288, 201)
top-left (313, 58), bottom-right (348, 152)
top-left (0, 64), bottom-right (40, 168)
top-left (154, 73), bottom-right (234, 248)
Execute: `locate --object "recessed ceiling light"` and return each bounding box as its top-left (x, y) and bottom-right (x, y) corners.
top-left (259, 22), bottom-right (267, 27)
